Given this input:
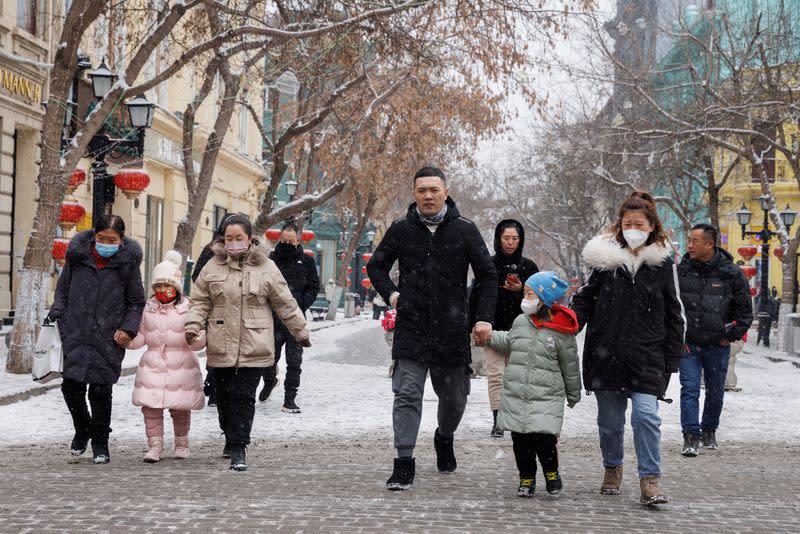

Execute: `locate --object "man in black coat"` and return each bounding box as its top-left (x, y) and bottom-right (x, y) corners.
top-left (367, 166), bottom-right (497, 491)
top-left (468, 219), bottom-right (538, 438)
top-left (757, 287), bottom-right (780, 347)
top-left (678, 224), bottom-right (752, 455)
top-left (259, 222), bottom-right (320, 413)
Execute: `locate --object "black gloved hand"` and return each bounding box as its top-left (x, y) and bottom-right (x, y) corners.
top-left (658, 372), bottom-right (673, 403)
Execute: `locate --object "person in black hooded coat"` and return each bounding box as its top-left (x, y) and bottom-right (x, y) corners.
top-left (49, 215), bottom-right (146, 464)
top-left (468, 219), bottom-right (538, 437)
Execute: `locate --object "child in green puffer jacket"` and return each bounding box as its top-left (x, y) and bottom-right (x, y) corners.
top-left (485, 271), bottom-right (582, 498)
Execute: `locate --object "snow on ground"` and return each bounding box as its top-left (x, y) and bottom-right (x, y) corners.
top-left (0, 311), bottom-right (364, 400)
top-left (0, 318), bottom-right (797, 449)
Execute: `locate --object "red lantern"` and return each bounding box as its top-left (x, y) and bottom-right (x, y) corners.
top-left (361, 266), bottom-right (368, 274)
top-left (361, 278), bottom-right (372, 289)
top-left (569, 277), bottom-right (580, 284)
top-left (740, 265), bottom-right (757, 279)
top-left (347, 266), bottom-right (352, 274)
top-left (66, 168), bottom-right (86, 195)
top-left (303, 249), bottom-right (315, 258)
top-left (750, 287), bottom-right (757, 297)
top-left (339, 253), bottom-right (346, 260)
top-left (737, 245), bottom-right (758, 260)
top-left (113, 169), bottom-right (150, 200)
top-left (362, 252), bottom-right (373, 263)
top-left (59, 201), bottom-right (86, 232)
top-left (52, 238), bottom-right (70, 266)
top-left (774, 246), bottom-right (784, 258)
top-left (346, 279), bottom-right (352, 287)
top-left (301, 229), bottom-right (315, 243)
top-left (265, 228), bottom-right (281, 242)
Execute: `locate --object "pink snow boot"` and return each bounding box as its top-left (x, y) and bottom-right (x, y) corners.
top-left (143, 436), bottom-right (163, 463)
top-left (174, 435), bottom-right (190, 459)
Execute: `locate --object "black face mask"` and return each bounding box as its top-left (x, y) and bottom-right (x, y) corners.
top-left (275, 242), bottom-right (298, 257)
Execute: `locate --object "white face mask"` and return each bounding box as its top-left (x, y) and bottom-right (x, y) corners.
top-left (622, 229), bottom-right (650, 249)
top-left (520, 298), bottom-right (540, 315)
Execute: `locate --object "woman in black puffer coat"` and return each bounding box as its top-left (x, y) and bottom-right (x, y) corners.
top-left (571, 192), bottom-right (684, 506)
top-left (49, 215), bottom-right (146, 464)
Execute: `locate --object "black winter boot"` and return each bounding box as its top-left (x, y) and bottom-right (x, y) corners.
top-left (386, 457), bottom-right (415, 491)
top-left (681, 433), bottom-right (700, 457)
top-left (544, 471), bottom-right (563, 495)
top-left (490, 410), bottom-right (504, 438)
top-left (70, 432), bottom-right (89, 456)
top-left (282, 391), bottom-right (301, 413)
top-left (229, 445), bottom-right (247, 471)
top-left (701, 429), bottom-right (718, 450)
top-left (258, 376), bottom-right (278, 403)
top-left (92, 441), bottom-right (110, 464)
top-left (434, 428), bottom-right (457, 473)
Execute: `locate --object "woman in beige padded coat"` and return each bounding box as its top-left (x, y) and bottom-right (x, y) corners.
top-left (185, 214), bottom-right (310, 471)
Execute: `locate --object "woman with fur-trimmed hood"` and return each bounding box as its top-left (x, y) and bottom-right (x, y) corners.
top-left (571, 192), bottom-right (685, 507)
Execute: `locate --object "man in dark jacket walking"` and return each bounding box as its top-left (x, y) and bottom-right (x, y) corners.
top-left (367, 166), bottom-right (497, 491)
top-left (468, 219), bottom-right (538, 437)
top-left (259, 222), bottom-right (320, 413)
top-left (678, 224), bottom-right (752, 456)
top-left (757, 287), bottom-right (780, 347)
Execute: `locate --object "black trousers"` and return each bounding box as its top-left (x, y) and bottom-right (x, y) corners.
top-left (212, 367), bottom-right (262, 447)
top-left (757, 317), bottom-right (773, 346)
top-left (261, 327), bottom-right (303, 401)
top-left (372, 306), bottom-right (386, 320)
top-left (61, 378), bottom-right (113, 445)
top-left (511, 432), bottom-right (558, 478)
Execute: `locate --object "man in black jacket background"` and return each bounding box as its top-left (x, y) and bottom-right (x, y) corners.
top-left (367, 166), bottom-right (497, 491)
top-left (259, 222), bottom-right (320, 413)
top-left (678, 224), bottom-right (752, 456)
top-left (756, 286), bottom-right (780, 347)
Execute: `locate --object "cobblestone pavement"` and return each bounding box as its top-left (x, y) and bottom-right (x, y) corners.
top-left (1, 435), bottom-right (798, 533)
top-left (1, 324), bottom-right (799, 532)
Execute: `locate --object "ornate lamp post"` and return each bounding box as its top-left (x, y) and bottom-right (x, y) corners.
top-left (64, 55), bottom-right (155, 219)
top-left (736, 197), bottom-right (796, 318)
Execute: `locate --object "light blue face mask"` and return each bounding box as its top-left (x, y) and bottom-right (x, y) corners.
top-left (95, 242), bottom-right (119, 258)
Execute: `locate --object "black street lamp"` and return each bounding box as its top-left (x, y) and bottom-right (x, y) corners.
top-left (63, 54), bottom-right (155, 218)
top-left (736, 196), bottom-right (796, 318)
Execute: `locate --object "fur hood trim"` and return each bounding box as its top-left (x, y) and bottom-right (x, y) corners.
top-left (582, 234), bottom-right (671, 273)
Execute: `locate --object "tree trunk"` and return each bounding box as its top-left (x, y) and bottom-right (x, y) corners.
top-left (5, 34), bottom-right (83, 373)
top-left (172, 64), bottom-right (240, 259)
top-left (777, 236), bottom-right (799, 353)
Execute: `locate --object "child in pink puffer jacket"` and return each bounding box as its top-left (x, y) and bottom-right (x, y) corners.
top-left (130, 251), bottom-right (206, 463)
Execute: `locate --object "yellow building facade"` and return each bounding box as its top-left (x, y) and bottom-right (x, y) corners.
top-left (1, 1), bottom-right (268, 316)
top-left (717, 138), bottom-right (800, 300)
top-left (0, 0), bottom-right (61, 319)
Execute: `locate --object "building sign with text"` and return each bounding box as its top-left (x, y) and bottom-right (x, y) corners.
top-left (0, 66), bottom-right (43, 104)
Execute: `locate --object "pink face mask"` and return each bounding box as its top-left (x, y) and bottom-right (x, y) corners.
top-left (224, 241), bottom-right (250, 255)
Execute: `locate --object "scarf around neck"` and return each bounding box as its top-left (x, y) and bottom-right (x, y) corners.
top-left (416, 204), bottom-right (448, 226)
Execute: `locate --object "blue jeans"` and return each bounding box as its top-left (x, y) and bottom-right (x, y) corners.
top-left (679, 344), bottom-right (730, 437)
top-left (596, 390), bottom-right (662, 478)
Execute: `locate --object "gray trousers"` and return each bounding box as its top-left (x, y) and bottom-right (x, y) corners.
top-left (392, 358), bottom-right (470, 458)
